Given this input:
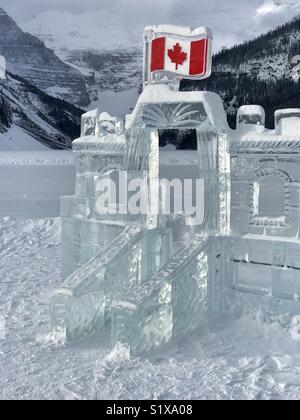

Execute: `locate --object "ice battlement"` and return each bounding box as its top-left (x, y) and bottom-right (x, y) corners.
top-left (233, 106), bottom-right (300, 140)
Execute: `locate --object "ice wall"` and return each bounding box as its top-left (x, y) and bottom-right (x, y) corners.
top-left (211, 107), bottom-right (300, 320)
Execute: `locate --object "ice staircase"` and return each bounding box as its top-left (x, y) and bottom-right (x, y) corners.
top-left (52, 223), bottom-right (173, 343)
top-left (52, 224), bottom-right (214, 352)
top-left (111, 232), bottom-right (211, 355)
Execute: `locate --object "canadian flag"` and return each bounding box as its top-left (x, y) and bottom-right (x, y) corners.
top-left (148, 27), bottom-right (212, 79)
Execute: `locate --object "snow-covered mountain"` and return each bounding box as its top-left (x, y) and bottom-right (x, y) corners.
top-left (20, 6), bottom-right (147, 115)
top-left (20, 0), bottom-right (300, 115)
top-left (0, 7), bottom-right (89, 107)
top-left (0, 72), bottom-right (83, 150)
top-left (215, 15), bottom-right (300, 81)
top-left (62, 48), bottom-right (143, 116)
top-left (21, 7), bottom-right (144, 116)
top-left (20, 8), bottom-right (143, 52)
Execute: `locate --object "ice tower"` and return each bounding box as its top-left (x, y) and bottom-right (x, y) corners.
top-left (51, 25), bottom-right (300, 355)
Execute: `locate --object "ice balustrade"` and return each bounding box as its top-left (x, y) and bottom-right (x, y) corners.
top-left (51, 224), bottom-right (173, 342)
top-left (112, 233), bottom-right (210, 355)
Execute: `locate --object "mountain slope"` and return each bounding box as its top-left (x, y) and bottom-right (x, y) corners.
top-left (0, 8), bottom-right (89, 107)
top-left (0, 125), bottom-right (48, 151)
top-left (20, 8), bottom-right (144, 115)
top-left (63, 48), bottom-right (142, 115)
top-left (0, 72), bottom-right (83, 150)
top-left (181, 17), bottom-right (300, 129)
top-left (212, 16), bottom-right (300, 80)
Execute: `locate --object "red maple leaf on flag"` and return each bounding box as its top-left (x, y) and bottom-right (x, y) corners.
top-left (168, 43), bottom-right (187, 70)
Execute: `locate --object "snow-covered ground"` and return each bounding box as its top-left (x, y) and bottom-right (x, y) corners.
top-left (1, 216), bottom-right (300, 400)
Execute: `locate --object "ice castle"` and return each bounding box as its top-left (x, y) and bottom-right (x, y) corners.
top-left (51, 25), bottom-right (300, 355)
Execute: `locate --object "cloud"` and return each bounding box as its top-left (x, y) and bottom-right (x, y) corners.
top-left (254, 0), bottom-right (300, 30)
top-left (1, 0), bottom-right (299, 52)
top-left (1, 0), bottom-right (173, 21)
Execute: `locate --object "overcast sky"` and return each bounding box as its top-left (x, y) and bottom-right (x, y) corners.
top-left (1, 0), bottom-right (300, 51)
top-left (1, 0), bottom-right (298, 21)
top-left (1, 0), bottom-right (107, 20)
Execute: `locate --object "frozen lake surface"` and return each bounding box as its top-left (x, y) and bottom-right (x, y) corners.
top-left (0, 151), bottom-right (75, 218)
top-left (1, 217), bottom-right (300, 400)
top-left (0, 150), bottom-right (199, 219)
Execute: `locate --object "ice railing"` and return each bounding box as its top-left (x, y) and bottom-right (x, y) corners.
top-left (112, 233), bottom-right (210, 355)
top-left (51, 224), bottom-right (173, 342)
top-left (51, 224), bottom-right (140, 341)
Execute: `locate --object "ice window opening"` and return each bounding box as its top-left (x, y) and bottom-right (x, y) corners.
top-left (256, 179), bottom-right (286, 218)
top-left (250, 169), bottom-right (291, 228)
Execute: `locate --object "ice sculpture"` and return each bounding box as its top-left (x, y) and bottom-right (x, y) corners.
top-left (51, 83), bottom-right (230, 349)
top-left (51, 25), bottom-right (300, 355)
